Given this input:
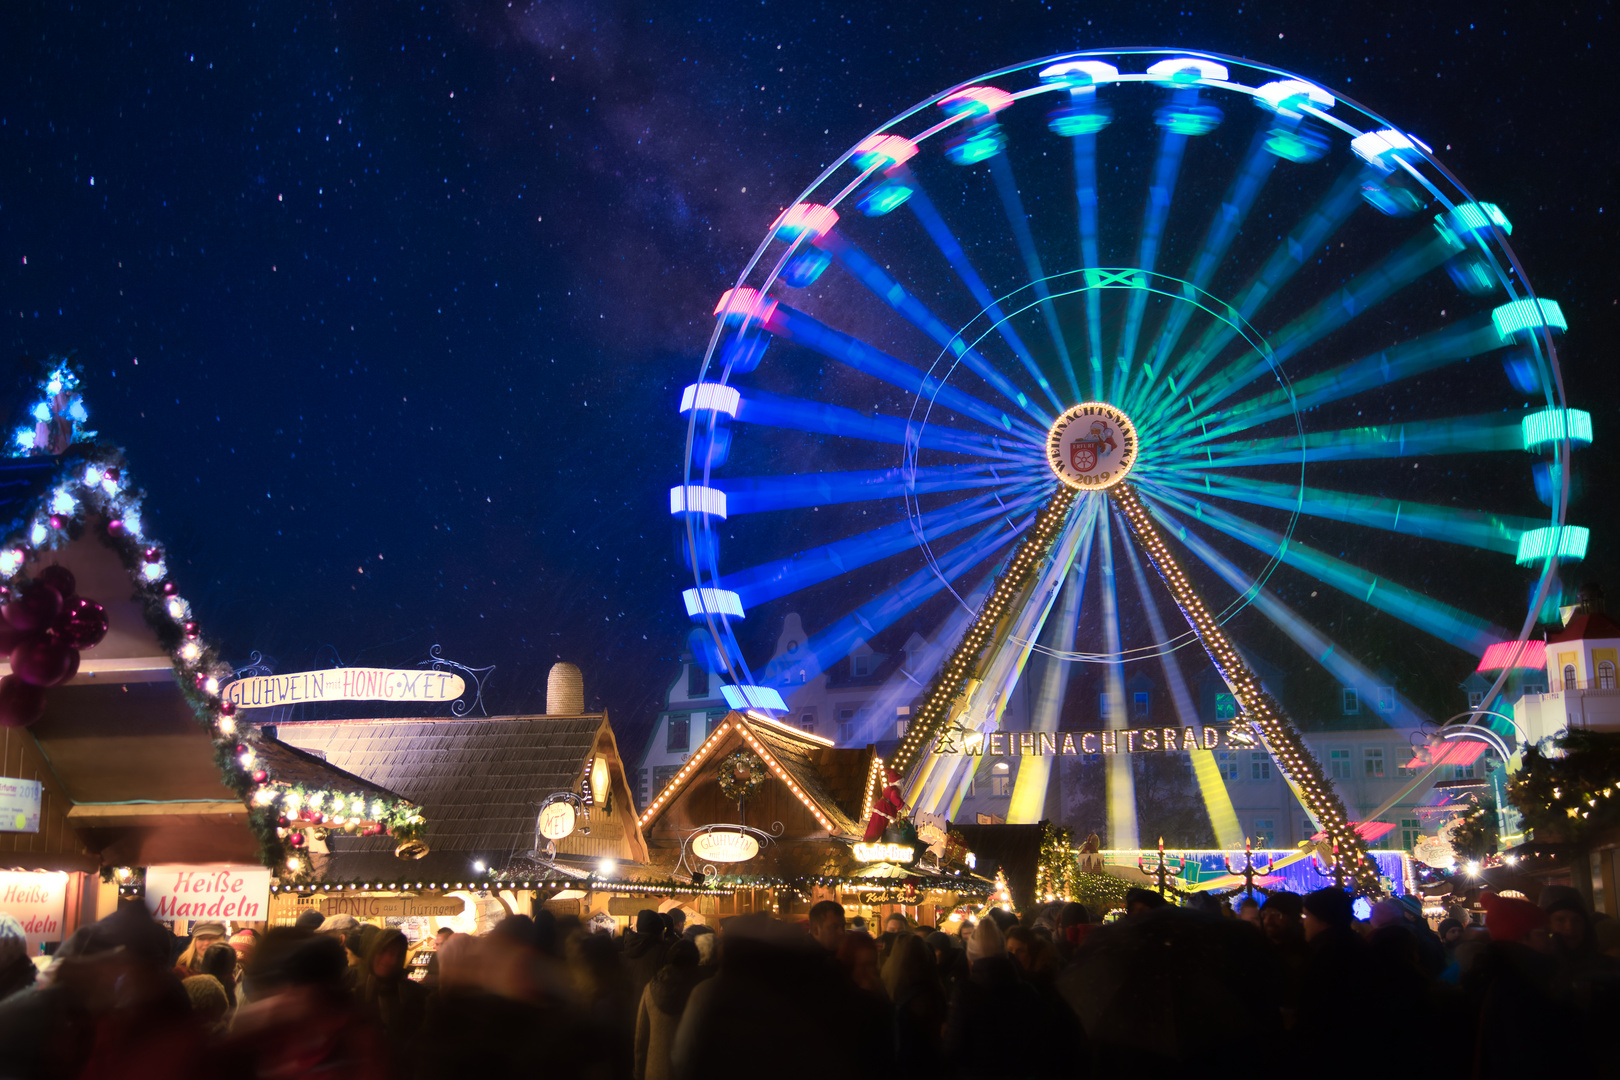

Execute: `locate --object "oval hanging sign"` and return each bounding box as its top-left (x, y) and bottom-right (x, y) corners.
top-left (691, 829), bottom-right (759, 864)
top-left (538, 801), bottom-right (577, 841)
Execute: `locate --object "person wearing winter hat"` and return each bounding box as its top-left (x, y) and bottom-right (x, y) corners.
top-left (1367, 898), bottom-right (1406, 931)
top-left (1480, 891), bottom-right (1547, 943)
top-left (1538, 884), bottom-right (1594, 953)
top-left (293, 908), bottom-right (326, 932)
top-left (1301, 888), bottom-right (1354, 941)
top-left (173, 921), bottom-right (228, 979)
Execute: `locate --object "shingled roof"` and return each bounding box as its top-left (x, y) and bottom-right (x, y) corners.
top-left (276, 714), bottom-right (646, 882)
top-left (255, 732), bottom-right (409, 805)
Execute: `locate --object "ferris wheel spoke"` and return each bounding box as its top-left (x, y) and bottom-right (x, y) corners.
top-left (901, 180), bottom-right (1067, 415)
top-left (1177, 225), bottom-right (1468, 418)
top-left (1166, 312), bottom-right (1507, 446)
top-left (1113, 122), bottom-right (1194, 401)
top-left (735, 388), bottom-right (1043, 463)
top-left (756, 512), bottom-right (1030, 690)
top-left (722, 486), bottom-right (1048, 608)
top-left (1137, 483), bottom-right (1507, 655)
top-left (1097, 500), bottom-right (1139, 848)
top-left (1113, 509), bottom-right (1243, 848)
top-left (1161, 164), bottom-right (1370, 394)
top-left (1069, 132), bottom-right (1107, 397)
top-left (1145, 498), bottom-right (1440, 732)
top-left (764, 299), bottom-right (1046, 437)
top-left (987, 153), bottom-right (1083, 402)
top-left (1143, 469), bottom-right (1542, 554)
top-left (1128, 125), bottom-right (1280, 409)
top-left (714, 463), bottom-right (1046, 515)
top-left (1172, 413), bottom-right (1524, 469)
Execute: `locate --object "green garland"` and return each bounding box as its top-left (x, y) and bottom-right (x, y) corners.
top-left (1506, 729), bottom-right (1620, 844)
top-left (716, 749), bottom-right (767, 802)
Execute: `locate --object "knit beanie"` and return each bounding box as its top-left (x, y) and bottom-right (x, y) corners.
top-left (1537, 885), bottom-right (1586, 919)
top-left (1369, 899), bottom-right (1406, 930)
top-left (1301, 888), bottom-right (1353, 929)
top-left (1481, 892), bottom-right (1547, 942)
top-left (1260, 891), bottom-right (1303, 919)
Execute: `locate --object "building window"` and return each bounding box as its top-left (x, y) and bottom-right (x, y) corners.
top-left (1099, 693), bottom-right (1110, 719)
top-left (1364, 747), bottom-right (1385, 779)
top-left (1329, 748), bottom-right (1352, 780)
top-left (852, 653), bottom-right (871, 677)
top-left (689, 665), bottom-right (709, 699)
top-left (1217, 751), bottom-right (1239, 781)
top-left (1455, 761), bottom-right (1475, 780)
top-left (1467, 690), bottom-right (1485, 708)
top-left (1564, 664), bottom-right (1577, 691)
top-left (667, 715), bottom-right (690, 752)
top-left (1215, 693), bottom-right (1237, 721)
top-left (1252, 819), bottom-right (1276, 846)
top-left (967, 774), bottom-right (976, 797)
top-left (1600, 661), bottom-right (1617, 690)
top-left (838, 707), bottom-right (855, 744)
top-left (1400, 817), bottom-right (1422, 850)
top-left (895, 719), bottom-right (909, 738)
top-left (638, 767), bottom-right (649, 804)
top-left (1524, 682), bottom-right (1546, 696)
top-left (1250, 752), bottom-right (1271, 781)
top-left (1301, 818), bottom-right (1316, 841)
top-left (799, 710), bottom-right (816, 734)
top-left (1376, 686), bottom-right (1395, 713)
top-left (991, 762), bottom-right (1011, 797)
top-left (653, 764), bottom-right (680, 798)
top-left (706, 713), bottom-right (721, 737)
top-left (1341, 688), bottom-right (1360, 715)
top-left (1133, 691), bottom-right (1149, 717)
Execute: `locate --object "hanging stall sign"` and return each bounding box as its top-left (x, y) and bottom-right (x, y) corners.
top-left (224, 669), bottom-right (466, 709)
top-left (317, 895), bottom-right (466, 918)
top-left (0, 871), bottom-right (68, 949)
top-left (145, 865), bottom-right (271, 922)
top-left (934, 724), bottom-right (1255, 757)
top-left (0, 777), bottom-right (42, 833)
top-left (538, 800), bottom-right (578, 841)
top-left (853, 842), bottom-right (919, 865)
top-left (691, 829), bottom-right (760, 864)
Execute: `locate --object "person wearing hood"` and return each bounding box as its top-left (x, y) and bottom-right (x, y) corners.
top-left (624, 910), bottom-right (671, 1009)
top-left (635, 939), bottom-right (710, 1080)
top-left (355, 926), bottom-right (427, 1068)
top-left (1460, 892), bottom-right (1586, 1076)
top-left (944, 919), bottom-right (1045, 1080)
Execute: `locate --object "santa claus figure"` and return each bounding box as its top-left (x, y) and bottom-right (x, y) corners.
top-left (864, 768), bottom-right (908, 842)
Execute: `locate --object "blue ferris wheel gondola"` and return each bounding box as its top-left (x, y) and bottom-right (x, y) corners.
top-left (672, 48), bottom-right (1587, 847)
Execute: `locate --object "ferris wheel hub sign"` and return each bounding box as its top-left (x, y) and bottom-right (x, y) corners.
top-left (1046, 403), bottom-right (1139, 490)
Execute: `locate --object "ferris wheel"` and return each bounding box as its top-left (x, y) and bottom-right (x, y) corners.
top-left (672, 49), bottom-right (1586, 891)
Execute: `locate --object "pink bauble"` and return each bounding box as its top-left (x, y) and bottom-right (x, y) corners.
top-left (0, 675), bottom-right (47, 728)
top-left (10, 637), bottom-right (75, 687)
top-left (2, 583), bottom-right (61, 632)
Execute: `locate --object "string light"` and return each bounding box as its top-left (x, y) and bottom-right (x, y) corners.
top-left (1111, 484), bottom-right (1380, 893)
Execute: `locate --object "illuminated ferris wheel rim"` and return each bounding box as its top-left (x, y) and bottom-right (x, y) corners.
top-left (676, 46), bottom-right (1580, 725)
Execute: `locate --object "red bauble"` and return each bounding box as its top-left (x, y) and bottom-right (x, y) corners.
top-left (37, 565), bottom-right (75, 597)
top-left (0, 675), bottom-right (47, 728)
top-left (2, 583), bottom-right (62, 632)
top-left (161, 582), bottom-right (178, 596)
top-left (11, 637), bottom-right (76, 687)
top-left (0, 625), bottom-right (22, 658)
top-left (289, 832), bottom-right (306, 848)
top-left (183, 621), bottom-right (199, 639)
top-left (46, 515), bottom-right (65, 531)
top-left (252, 769), bottom-right (268, 783)
top-left (220, 701), bottom-right (237, 717)
top-left (142, 547), bottom-right (162, 564)
top-left (59, 649), bottom-right (80, 684)
top-left (56, 597), bottom-right (108, 650)
top-left (106, 519), bottom-right (124, 536)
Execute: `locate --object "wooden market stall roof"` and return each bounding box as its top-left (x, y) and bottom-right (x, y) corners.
top-left (637, 710), bottom-right (874, 839)
top-left (275, 713), bottom-right (647, 882)
top-left (0, 367), bottom-right (407, 874)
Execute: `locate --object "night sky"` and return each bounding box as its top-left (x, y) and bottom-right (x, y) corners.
top-left (3, 2), bottom-right (1615, 752)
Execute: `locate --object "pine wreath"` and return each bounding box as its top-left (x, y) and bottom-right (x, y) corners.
top-left (716, 749), bottom-right (767, 802)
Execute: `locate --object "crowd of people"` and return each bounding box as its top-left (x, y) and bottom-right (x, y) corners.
top-left (0, 882), bottom-right (1615, 1079)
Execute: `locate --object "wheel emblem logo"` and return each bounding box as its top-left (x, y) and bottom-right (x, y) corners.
top-left (1047, 402), bottom-right (1138, 490)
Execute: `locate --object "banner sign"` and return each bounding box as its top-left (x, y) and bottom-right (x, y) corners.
top-left (0, 871), bottom-right (68, 948)
top-left (0, 777), bottom-right (41, 833)
top-left (935, 725), bottom-right (1255, 757)
top-left (145, 865), bottom-right (271, 922)
top-left (316, 895), bottom-right (466, 918)
top-left (691, 829), bottom-right (760, 864)
top-left (224, 668), bottom-right (466, 709)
